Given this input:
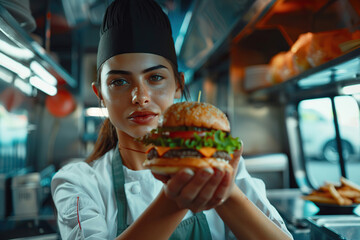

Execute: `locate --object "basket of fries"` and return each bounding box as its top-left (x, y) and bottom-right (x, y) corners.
top-left (302, 177), bottom-right (360, 214)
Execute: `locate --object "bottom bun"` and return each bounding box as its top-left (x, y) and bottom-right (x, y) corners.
top-left (143, 157), bottom-right (232, 175)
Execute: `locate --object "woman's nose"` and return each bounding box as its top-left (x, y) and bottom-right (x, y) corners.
top-left (131, 85), bottom-right (150, 106)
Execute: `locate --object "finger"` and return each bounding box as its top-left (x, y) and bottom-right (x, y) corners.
top-left (152, 172), bottom-right (170, 183)
top-left (191, 168), bottom-right (224, 210)
top-left (230, 143), bottom-right (243, 166)
top-left (164, 168), bottom-right (194, 198)
top-left (208, 169), bottom-right (232, 206)
top-left (229, 143), bottom-right (243, 172)
top-left (177, 168), bottom-right (214, 208)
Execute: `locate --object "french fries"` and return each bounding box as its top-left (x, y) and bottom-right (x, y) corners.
top-left (340, 177), bottom-right (360, 192)
top-left (302, 177), bottom-right (360, 206)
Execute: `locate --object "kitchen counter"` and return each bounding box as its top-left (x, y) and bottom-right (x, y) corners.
top-left (0, 205), bottom-right (59, 239)
top-left (307, 215), bottom-right (360, 240)
top-left (267, 188), bottom-right (360, 240)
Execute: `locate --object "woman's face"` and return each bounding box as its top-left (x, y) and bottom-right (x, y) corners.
top-left (96, 53), bottom-right (182, 138)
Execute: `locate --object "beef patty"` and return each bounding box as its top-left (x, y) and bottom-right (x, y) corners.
top-left (147, 148), bottom-right (231, 161)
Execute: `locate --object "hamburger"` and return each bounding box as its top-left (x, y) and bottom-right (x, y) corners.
top-left (140, 102), bottom-right (241, 175)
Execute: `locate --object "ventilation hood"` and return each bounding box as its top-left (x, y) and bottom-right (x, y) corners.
top-left (177, 0), bottom-right (276, 73)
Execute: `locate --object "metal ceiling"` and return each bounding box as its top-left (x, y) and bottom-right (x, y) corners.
top-left (26, 0), bottom-right (193, 69)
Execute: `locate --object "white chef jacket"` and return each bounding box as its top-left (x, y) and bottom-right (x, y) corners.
top-left (51, 148), bottom-right (293, 239)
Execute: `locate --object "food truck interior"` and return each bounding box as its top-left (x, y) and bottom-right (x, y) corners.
top-left (0, 0), bottom-right (360, 239)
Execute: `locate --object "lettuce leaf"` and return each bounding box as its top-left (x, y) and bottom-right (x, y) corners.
top-left (140, 129), bottom-right (241, 154)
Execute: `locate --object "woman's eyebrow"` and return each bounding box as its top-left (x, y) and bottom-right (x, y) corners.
top-left (142, 64), bottom-right (168, 73)
top-left (106, 69), bottom-right (131, 76)
top-left (106, 65), bottom-right (168, 76)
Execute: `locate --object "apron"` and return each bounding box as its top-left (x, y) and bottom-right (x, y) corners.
top-left (112, 149), bottom-right (212, 240)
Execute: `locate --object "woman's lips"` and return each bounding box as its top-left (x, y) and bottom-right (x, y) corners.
top-left (128, 111), bottom-right (158, 124)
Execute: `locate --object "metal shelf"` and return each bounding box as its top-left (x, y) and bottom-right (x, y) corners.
top-left (249, 48), bottom-right (360, 103)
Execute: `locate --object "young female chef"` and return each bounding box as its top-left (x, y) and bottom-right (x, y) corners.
top-left (51, 0), bottom-right (293, 239)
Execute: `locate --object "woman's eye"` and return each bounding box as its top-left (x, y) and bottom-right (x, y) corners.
top-left (110, 79), bottom-right (128, 86)
top-left (149, 74), bottom-right (164, 82)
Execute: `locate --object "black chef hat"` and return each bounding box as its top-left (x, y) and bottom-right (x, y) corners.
top-left (97, 0), bottom-right (177, 70)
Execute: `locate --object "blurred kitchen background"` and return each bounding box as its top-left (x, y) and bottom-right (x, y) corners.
top-left (1, 0), bottom-right (360, 239)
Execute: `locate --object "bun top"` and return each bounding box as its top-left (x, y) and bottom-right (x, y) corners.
top-left (162, 102), bottom-right (230, 132)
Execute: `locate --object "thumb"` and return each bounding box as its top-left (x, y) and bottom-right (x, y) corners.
top-left (152, 172), bottom-right (171, 183)
top-left (230, 141), bottom-right (243, 169)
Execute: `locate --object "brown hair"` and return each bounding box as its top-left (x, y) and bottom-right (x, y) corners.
top-left (86, 61), bottom-right (189, 163)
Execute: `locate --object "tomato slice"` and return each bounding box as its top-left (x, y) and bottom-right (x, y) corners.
top-left (148, 130), bottom-right (208, 139)
top-left (148, 133), bottom-right (160, 139)
top-left (166, 131), bottom-right (206, 139)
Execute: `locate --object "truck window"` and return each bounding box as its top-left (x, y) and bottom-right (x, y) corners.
top-left (298, 96), bottom-right (360, 187)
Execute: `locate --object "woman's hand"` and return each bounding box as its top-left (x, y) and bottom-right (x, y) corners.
top-left (153, 144), bottom-right (243, 213)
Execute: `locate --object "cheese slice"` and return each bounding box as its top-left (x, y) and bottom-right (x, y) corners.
top-left (197, 147), bottom-right (217, 157)
top-left (145, 147), bottom-right (155, 154)
top-left (150, 146), bottom-right (218, 158)
top-left (155, 146), bottom-right (172, 157)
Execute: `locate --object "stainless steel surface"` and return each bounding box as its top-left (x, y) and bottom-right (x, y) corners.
top-left (267, 189), bottom-right (316, 239)
top-left (268, 189), bottom-right (360, 239)
top-left (0, 0), bottom-right (36, 32)
top-left (179, 0), bottom-right (276, 73)
top-left (0, 216), bottom-right (59, 239)
top-left (10, 233), bottom-right (59, 240)
top-left (308, 215), bottom-right (360, 240)
top-left (267, 188), bottom-right (319, 225)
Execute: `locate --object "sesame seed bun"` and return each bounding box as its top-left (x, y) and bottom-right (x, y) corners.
top-left (162, 102), bottom-right (230, 132)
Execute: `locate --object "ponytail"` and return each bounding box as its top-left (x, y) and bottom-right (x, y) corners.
top-left (86, 118), bottom-right (118, 163)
